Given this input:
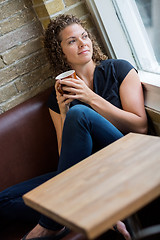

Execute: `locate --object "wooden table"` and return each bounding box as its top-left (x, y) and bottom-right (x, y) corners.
top-left (23, 133), bottom-right (160, 239)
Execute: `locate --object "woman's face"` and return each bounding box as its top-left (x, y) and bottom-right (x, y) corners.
top-left (60, 23), bottom-right (93, 68)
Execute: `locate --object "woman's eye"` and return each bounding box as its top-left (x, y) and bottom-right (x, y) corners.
top-left (83, 34), bottom-right (88, 39)
top-left (68, 39), bottom-right (76, 44)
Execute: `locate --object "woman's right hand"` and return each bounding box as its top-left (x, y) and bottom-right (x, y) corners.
top-left (55, 80), bottom-right (73, 118)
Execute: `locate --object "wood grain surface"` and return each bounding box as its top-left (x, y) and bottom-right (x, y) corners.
top-left (23, 133), bottom-right (160, 239)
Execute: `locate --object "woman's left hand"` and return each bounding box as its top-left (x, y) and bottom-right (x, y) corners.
top-left (59, 76), bottom-right (94, 105)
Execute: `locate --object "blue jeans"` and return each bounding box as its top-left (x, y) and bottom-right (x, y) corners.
top-left (0, 105), bottom-right (123, 230)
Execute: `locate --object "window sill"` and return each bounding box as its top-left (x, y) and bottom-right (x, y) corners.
top-left (139, 70), bottom-right (160, 112)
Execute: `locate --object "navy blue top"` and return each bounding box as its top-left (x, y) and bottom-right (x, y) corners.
top-left (47, 59), bottom-right (135, 113)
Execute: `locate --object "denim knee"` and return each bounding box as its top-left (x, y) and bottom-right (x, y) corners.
top-left (67, 104), bottom-right (89, 116)
top-left (65, 104), bottom-right (91, 125)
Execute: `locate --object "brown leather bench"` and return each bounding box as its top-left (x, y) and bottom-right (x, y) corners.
top-left (0, 88), bottom-right (88, 240)
top-left (0, 88), bottom-right (58, 192)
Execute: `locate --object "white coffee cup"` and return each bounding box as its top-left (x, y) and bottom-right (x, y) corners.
top-left (55, 70), bottom-right (76, 80)
top-left (55, 70), bottom-right (76, 94)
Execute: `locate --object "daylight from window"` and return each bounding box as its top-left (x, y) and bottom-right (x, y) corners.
top-left (135, 0), bottom-right (160, 65)
top-left (112, 0), bottom-right (160, 74)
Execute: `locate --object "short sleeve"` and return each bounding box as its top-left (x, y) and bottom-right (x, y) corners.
top-left (47, 87), bottom-right (60, 113)
top-left (114, 59), bottom-right (137, 83)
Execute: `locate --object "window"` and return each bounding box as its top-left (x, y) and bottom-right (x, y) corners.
top-left (112, 0), bottom-right (160, 74)
top-left (85, 0), bottom-right (160, 111)
top-left (136, 0), bottom-right (160, 65)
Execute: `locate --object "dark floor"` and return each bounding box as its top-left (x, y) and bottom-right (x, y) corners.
top-left (1, 197), bottom-right (159, 240)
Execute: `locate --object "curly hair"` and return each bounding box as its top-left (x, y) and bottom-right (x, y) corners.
top-left (44, 14), bottom-right (107, 76)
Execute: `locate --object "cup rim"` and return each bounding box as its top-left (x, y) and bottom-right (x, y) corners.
top-left (55, 70), bottom-right (75, 80)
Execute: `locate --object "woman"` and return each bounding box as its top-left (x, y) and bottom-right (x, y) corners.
top-left (0, 14), bottom-right (147, 240)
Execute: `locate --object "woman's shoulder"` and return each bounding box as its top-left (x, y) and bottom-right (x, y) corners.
top-left (97, 59), bottom-right (136, 84)
top-left (99, 59), bottom-right (136, 76)
top-left (100, 59), bottom-right (134, 68)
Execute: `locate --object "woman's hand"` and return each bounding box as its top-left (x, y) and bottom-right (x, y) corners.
top-left (55, 80), bottom-right (73, 118)
top-left (59, 76), bottom-right (94, 105)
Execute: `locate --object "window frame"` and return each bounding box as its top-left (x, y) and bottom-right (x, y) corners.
top-left (112, 0), bottom-right (160, 74)
top-left (85, 0), bottom-right (160, 111)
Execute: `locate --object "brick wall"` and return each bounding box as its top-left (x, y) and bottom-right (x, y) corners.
top-left (0, 0), bottom-right (103, 114)
top-left (32, 0), bottom-right (93, 29)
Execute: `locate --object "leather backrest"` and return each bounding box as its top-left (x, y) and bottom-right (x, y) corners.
top-left (0, 88), bottom-right (59, 191)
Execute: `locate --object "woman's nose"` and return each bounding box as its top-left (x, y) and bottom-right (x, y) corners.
top-left (78, 38), bottom-right (86, 47)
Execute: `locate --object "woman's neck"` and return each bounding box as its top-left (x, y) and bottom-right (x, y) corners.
top-left (73, 60), bottom-right (96, 89)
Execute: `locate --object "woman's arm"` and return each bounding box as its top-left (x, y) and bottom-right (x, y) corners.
top-left (49, 80), bottom-right (73, 155)
top-left (89, 69), bottom-right (148, 134)
top-left (48, 81), bottom-right (69, 155)
top-left (120, 69), bottom-right (148, 133)
top-left (49, 109), bottom-right (63, 155)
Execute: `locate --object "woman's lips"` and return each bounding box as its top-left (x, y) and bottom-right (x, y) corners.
top-left (78, 50), bottom-right (89, 55)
